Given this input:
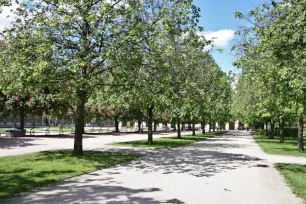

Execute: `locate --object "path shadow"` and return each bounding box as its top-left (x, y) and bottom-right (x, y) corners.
top-left (3, 183), bottom-right (184, 204)
top-left (0, 138), bottom-right (39, 149)
top-left (103, 135), bottom-right (262, 178)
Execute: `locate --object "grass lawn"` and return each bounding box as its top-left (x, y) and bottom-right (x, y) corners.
top-left (0, 150), bottom-right (139, 199)
top-left (275, 163), bottom-right (306, 202)
top-left (112, 133), bottom-right (211, 149)
top-left (254, 136), bottom-right (306, 157)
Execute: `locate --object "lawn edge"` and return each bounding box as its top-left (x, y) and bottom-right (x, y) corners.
top-left (274, 163), bottom-right (305, 202)
top-left (0, 150), bottom-right (142, 200)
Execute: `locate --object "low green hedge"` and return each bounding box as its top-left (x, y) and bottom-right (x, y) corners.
top-left (275, 127), bottom-right (298, 138)
top-left (255, 129), bottom-right (265, 136)
top-left (255, 128), bottom-right (298, 138)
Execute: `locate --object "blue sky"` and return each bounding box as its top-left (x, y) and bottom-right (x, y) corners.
top-left (193, 0), bottom-right (268, 73)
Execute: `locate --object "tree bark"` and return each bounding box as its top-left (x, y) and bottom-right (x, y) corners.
top-left (114, 117), bottom-right (119, 132)
top-left (138, 119), bottom-right (142, 133)
top-left (147, 106), bottom-right (153, 145)
top-left (280, 117), bottom-right (285, 143)
top-left (173, 122), bottom-right (176, 131)
top-left (269, 120), bottom-right (275, 139)
top-left (192, 122), bottom-right (196, 136)
top-left (153, 121), bottom-right (157, 131)
top-left (19, 106), bottom-right (25, 130)
top-left (209, 122), bottom-right (211, 132)
top-left (213, 122), bottom-right (215, 132)
top-left (201, 121), bottom-right (206, 134)
top-left (265, 121), bottom-right (269, 136)
top-left (73, 91), bottom-right (86, 156)
top-left (177, 117), bottom-right (181, 139)
top-left (298, 115), bottom-right (304, 152)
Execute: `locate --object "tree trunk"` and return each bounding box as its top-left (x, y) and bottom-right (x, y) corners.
top-left (213, 122), bottom-right (215, 132)
top-left (153, 121), bottom-right (157, 131)
top-left (73, 91), bottom-right (86, 156)
top-left (19, 106), bottom-right (25, 130)
top-left (173, 122), bottom-right (176, 131)
top-left (280, 117), bottom-right (285, 143)
top-left (209, 122), bottom-right (211, 132)
top-left (138, 119), bottom-right (142, 133)
top-left (298, 115), bottom-right (304, 152)
top-left (201, 121), bottom-right (206, 134)
top-left (265, 121), bottom-right (269, 136)
top-left (147, 106), bottom-right (153, 145)
top-left (177, 117), bottom-right (181, 139)
top-left (114, 117), bottom-right (119, 132)
top-left (192, 122), bottom-right (196, 136)
top-left (269, 120), bottom-right (275, 139)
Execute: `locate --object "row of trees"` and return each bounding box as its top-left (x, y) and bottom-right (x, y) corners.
top-left (232, 0), bottom-right (306, 151)
top-left (0, 0), bottom-right (232, 155)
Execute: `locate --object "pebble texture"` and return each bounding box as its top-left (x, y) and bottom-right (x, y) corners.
top-left (1, 131), bottom-right (303, 204)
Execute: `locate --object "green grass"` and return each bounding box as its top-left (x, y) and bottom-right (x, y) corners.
top-left (254, 136), bottom-right (306, 157)
top-left (275, 163), bottom-right (306, 202)
top-left (0, 150), bottom-right (139, 199)
top-left (112, 133), bottom-right (211, 149)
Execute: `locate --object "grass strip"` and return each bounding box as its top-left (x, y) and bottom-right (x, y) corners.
top-left (112, 133), bottom-right (212, 149)
top-left (0, 150), bottom-right (139, 199)
top-left (254, 136), bottom-right (306, 157)
top-left (275, 163), bottom-right (306, 202)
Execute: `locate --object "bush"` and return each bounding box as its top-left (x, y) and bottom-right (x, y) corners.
top-left (275, 128), bottom-right (298, 138)
top-left (255, 129), bottom-right (265, 136)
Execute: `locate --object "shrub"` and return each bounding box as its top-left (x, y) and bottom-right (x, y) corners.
top-left (255, 129), bottom-right (265, 136)
top-left (275, 127), bottom-right (298, 138)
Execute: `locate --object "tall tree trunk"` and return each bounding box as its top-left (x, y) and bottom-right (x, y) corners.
top-left (213, 122), bottom-right (215, 132)
top-left (201, 121), bottom-right (206, 134)
top-left (192, 122), bottom-right (196, 136)
top-left (280, 117), bottom-right (285, 143)
top-left (298, 115), bottom-right (304, 152)
top-left (209, 122), bottom-right (211, 132)
top-left (177, 117), bottom-right (181, 139)
top-left (261, 122), bottom-right (264, 130)
top-left (173, 122), bottom-right (176, 131)
top-left (265, 121), bottom-right (269, 136)
top-left (138, 119), bottom-right (142, 133)
top-left (114, 117), bottom-right (119, 132)
top-left (19, 106), bottom-right (25, 130)
top-left (154, 121), bottom-right (157, 131)
top-left (148, 106), bottom-right (153, 145)
top-left (269, 120), bottom-right (275, 139)
top-left (73, 91), bottom-right (86, 156)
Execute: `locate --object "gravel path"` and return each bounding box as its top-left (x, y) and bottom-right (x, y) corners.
top-left (0, 131), bottom-right (192, 157)
top-left (2, 131), bottom-right (303, 204)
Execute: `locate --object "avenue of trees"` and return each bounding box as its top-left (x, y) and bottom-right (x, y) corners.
top-left (232, 0), bottom-right (306, 151)
top-left (0, 0), bottom-right (232, 155)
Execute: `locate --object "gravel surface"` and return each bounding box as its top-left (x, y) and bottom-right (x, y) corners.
top-left (1, 131), bottom-right (303, 204)
top-left (0, 131), bottom-right (192, 157)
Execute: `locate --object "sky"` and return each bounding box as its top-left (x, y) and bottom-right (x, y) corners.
top-left (193, 0), bottom-right (268, 73)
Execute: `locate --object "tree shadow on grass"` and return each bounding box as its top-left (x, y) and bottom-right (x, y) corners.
top-left (275, 163), bottom-right (306, 174)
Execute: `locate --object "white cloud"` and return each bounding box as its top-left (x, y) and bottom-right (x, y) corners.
top-left (200, 29), bottom-right (235, 47)
top-left (0, 3), bottom-right (19, 31)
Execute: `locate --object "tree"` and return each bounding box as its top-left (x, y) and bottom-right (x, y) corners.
top-left (234, 0), bottom-right (306, 150)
